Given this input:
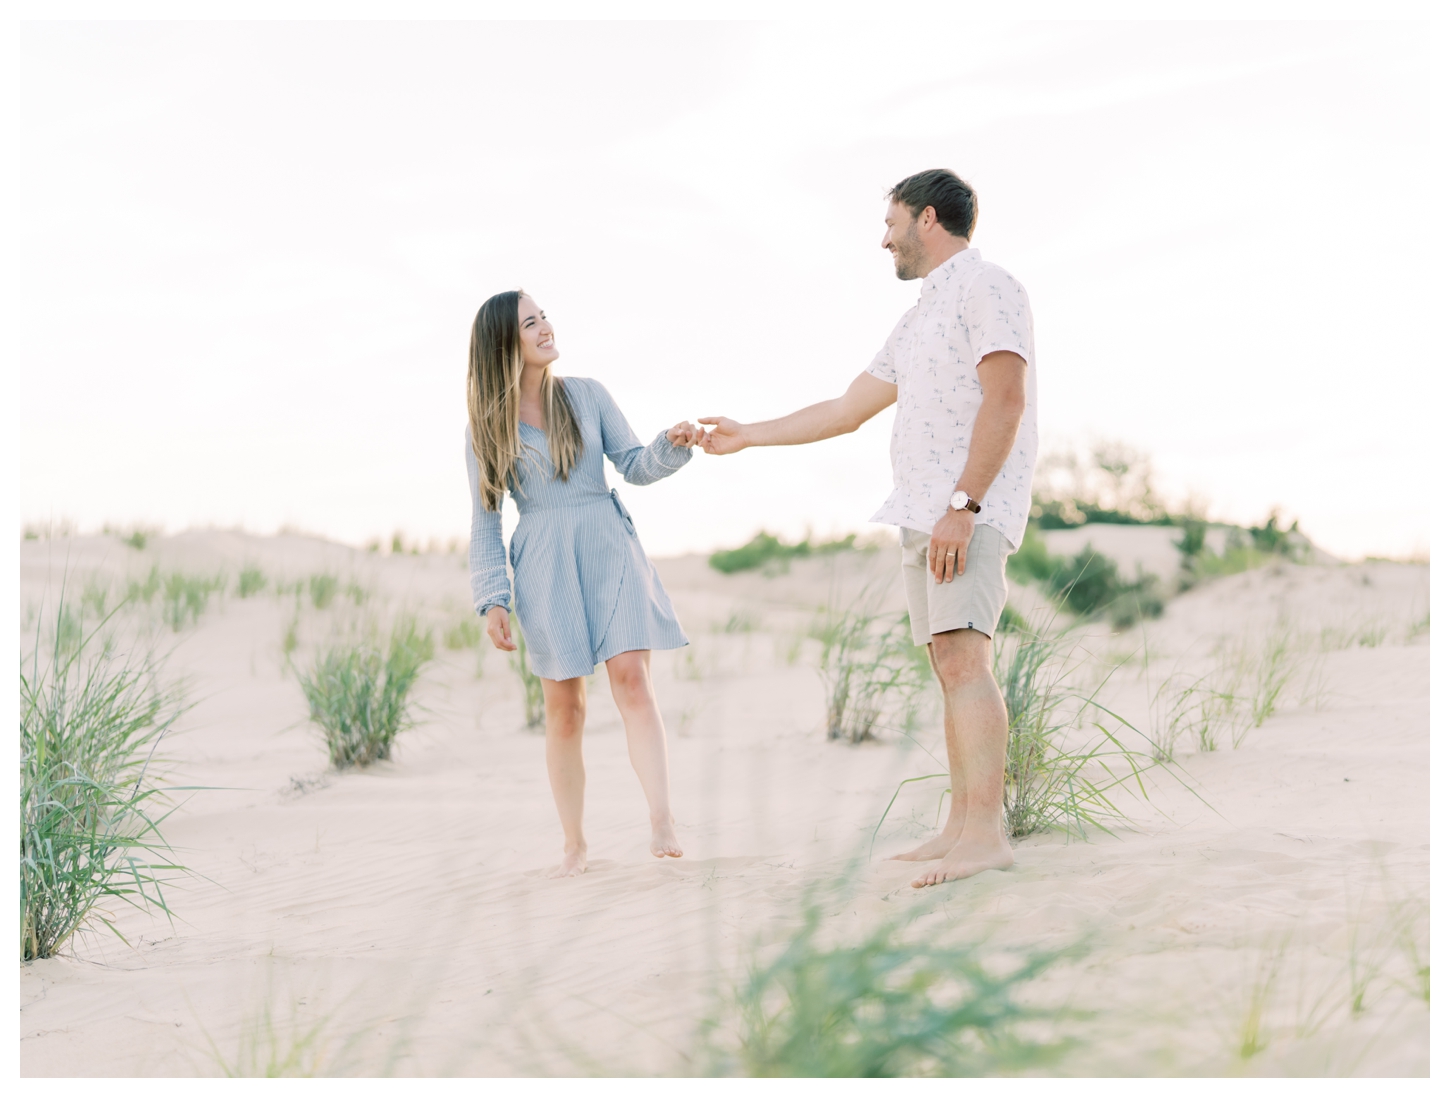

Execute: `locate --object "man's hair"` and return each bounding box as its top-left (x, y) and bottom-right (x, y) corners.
top-left (889, 169), bottom-right (978, 241)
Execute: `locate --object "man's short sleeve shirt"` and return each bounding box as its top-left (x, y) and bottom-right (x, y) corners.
top-left (865, 248), bottom-right (1038, 549)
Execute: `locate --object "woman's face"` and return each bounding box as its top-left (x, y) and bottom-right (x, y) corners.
top-left (517, 295), bottom-right (559, 369)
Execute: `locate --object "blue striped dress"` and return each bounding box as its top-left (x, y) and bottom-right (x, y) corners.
top-left (466, 376), bottom-right (692, 681)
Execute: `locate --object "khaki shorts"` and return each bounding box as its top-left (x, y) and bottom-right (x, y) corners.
top-left (900, 525), bottom-right (1012, 646)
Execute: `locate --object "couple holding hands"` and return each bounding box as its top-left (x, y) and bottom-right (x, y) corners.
top-left (465, 169), bottom-right (1038, 888)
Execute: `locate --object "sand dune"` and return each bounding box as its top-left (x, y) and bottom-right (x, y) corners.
top-left (19, 530), bottom-right (1429, 1076)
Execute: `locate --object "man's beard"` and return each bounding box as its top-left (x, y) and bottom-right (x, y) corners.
top-left (893, 226), bottom-right (925, 280)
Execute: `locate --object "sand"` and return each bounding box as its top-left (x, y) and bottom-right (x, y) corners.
top-left (18, 528), bottom-right (1430, 1076)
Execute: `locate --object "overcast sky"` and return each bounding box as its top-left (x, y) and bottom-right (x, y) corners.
top-left (13, 20), bottom-right (1440, 560)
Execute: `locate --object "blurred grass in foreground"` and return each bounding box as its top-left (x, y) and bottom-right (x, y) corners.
top-left (699, 884), bottom-right (1079, 1077)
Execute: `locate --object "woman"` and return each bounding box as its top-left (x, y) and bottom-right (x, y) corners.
top-left (465, 289), bottom-right (701, 879)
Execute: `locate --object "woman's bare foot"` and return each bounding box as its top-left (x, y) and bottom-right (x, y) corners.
top-left (650, 817), bottom-right (683, 858)
top-left (547, 844), bottom-right (588, 879)
top-left (911, 829), bottom-right (1013, 888)
top-left (888, 825), bottom-right (963, 862)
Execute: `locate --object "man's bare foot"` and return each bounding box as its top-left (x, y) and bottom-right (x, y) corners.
top-left (910, 831), bottom-right (1013, 888)
top-left (650, 818), bottom-right (683, 858)
top-left (547, 845), bottom-right (588, 879)
top-left (888, 826), bottom-right (963, 862)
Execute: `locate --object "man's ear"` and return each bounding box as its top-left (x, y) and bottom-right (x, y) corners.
top-left (918, 205), bottom-right (938, 232)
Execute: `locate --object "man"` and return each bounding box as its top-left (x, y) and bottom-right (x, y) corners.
top-left (700, 168), bottom-right (1036, 888)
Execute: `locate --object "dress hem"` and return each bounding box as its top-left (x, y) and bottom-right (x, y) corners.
top-left (530, 636), bottom-right (690, 681)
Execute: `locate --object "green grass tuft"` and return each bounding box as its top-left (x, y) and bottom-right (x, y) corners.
top-left (236, 567), bottom-right (268, 598)
top-left (996, 624), bottom-right (1150, 838)
top-left (296, 620), bottom-right (434, 769)
top-left (161, 572), bottom-right (226, 631)
top-left (127, 566), bottom-right (162, 605)
top-left (508, 614), bottom-right (545, 730)
top-left (20, 594), bottom-right (187, 960)
top-left (308, 574), bottom-right (339, 611)
top-left (814, 607), bottom-right (932, 743)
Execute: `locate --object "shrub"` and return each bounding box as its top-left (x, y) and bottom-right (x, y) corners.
top-left (997, 603), bottom-right (1029, 635)
top-left (21, 597), bottom-right (185, 959)
top-left (709, 531), bottom-right (859, 575)
top-left (1005, 525), bottom-right (1053, 584)
top-left (297, 620), bottom-right (434, 769)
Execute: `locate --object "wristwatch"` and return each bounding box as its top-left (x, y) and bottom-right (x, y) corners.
top-left (949, 491), bottom-right (981, 514)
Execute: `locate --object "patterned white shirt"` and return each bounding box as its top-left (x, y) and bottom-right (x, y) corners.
top-left (865, 247), bottom-right (1038, 549)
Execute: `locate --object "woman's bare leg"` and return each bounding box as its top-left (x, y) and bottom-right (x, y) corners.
top-left (541, 676), bottom-right (589, 877)
top-left (604, 650), bottom-right (683, 858)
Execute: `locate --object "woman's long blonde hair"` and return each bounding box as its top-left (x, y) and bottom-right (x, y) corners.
top-left (467, 290), bottom-right (583, 511)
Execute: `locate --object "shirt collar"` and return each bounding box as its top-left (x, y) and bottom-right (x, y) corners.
top-left (920, 247), bottom-right (980, 296)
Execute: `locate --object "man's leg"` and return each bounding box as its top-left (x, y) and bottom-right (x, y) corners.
top-left (911, 627), bottom-right (1013, 888)
top-left (888, 644), bottom-right (967, 861)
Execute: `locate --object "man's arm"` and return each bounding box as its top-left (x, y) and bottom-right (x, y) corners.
top-left (929, 350), bottom-right (1028, 583)
top-left (700, 371), bottom-right (896, 454)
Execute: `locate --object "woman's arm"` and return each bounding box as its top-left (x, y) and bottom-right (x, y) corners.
top-left (464, 428), bottom-right (512, 616)
top-left (589, 379), bottom-right (695, 486)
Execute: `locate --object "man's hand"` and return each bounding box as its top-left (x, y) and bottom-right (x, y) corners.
top-left (485, 605), bottom-right (517, 651)
top-left (929, 509), bottom-right (976, 584)
top-left (666, 420), bottom-right (705, 448)
top-left (699, 416), bottom-right (749, 455)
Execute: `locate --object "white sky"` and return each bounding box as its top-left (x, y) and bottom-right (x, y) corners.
top-left (13, 20), bottom-right (1442, 560)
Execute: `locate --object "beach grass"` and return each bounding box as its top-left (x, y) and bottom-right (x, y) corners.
top-left (162, 571), bottom-right (226, 631)
top-left (443, 616), bottom-right (483, 651)
top-left (127, 565), bottom-right (163, 605)
top-left (1147, 672), bottom-right (1209, 763)
top-left (308, 574), bottom-right (340, 611)
top-left (20, 594), bottom-right (186, 960)
top-left (195, 966), bottom-right (412, 1078)
top-left (700, 892), bottom-right (1076, 1077)
top-left (507, 614), bottom-right (545, 730)
top-left (869, 617), bottom-right (1185, 847)
top-left (995, 623), bottom-right (1161, 839)
top-left (814, 607), bottom-right (932, 744)
top-left (236, 567), bottom-right (268, 598)
top-left (296, 619), bottom-right (434, 768)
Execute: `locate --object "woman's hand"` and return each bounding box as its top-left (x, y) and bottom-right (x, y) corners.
top-left (485, 605), bottom-right (517, 651)
top-left (666, 420), bottom-right (705, 448)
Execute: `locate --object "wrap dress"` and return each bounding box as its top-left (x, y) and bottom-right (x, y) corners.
top-left (466, 376), bottom-right (691, 680)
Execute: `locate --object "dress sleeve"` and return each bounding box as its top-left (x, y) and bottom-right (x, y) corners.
top-left (465, 427), bottom-right (512, 615)
top-left (965, 267), bottom-right (1033, 368)
top-left (588, 379), bottom-right (692, 486)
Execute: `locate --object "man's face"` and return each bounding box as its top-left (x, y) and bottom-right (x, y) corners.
top-left (882, 200), bottom-right (927, 281)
